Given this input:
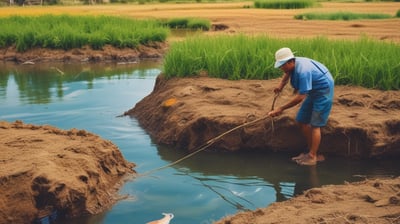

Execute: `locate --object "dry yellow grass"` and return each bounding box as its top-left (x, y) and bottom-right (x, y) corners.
top-left (0, 2), bottom-right (399, 42)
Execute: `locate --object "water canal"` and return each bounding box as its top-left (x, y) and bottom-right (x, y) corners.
top-left (1, 61), bottom-right (399, 224)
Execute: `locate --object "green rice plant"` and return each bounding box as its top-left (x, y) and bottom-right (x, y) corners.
top-left (254, 0), bottom-right (315, 9)
top-left (164, 34), bottom-right (282, 80)
top-left (164, 18), bottom-right (211, 30)
top-left (163, 35), bottom-right (400, 90)
top-left (166, 18), bottom-right (189, 29)
top-left (187, 18), bottom-right (211, 30)
top-left (294, 12), bottom-right (392, 20)
top-left (0, 15), bottom-right (169, 52)
top-left (396, 9), bottom-right (400, 17)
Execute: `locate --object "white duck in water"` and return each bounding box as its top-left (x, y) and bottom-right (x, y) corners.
top-left (146, 213), bottom-right (174, 224)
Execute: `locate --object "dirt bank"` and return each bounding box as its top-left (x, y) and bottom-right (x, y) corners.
top-left (0, 42), bottom-right (167, 64)
top-left (0, 120), bottom-right (136, 223)
top-left (125, 75), bottom-right (400, 158)
top-left (125, 75), bottom-right (400, 224)
top-left (215, 177), bottom-right (400, 224)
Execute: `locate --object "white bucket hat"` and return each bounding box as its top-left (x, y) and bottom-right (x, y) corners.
top-left (274, 47), bottom-right (295, 68)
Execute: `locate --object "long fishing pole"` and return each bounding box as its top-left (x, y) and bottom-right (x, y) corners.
top-left (140, 93), bottom-right (280, 177)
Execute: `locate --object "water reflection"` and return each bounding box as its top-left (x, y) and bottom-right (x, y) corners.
top-left (156, 145), bottom-right (400, 206)
top-left (0, 61), bottom-right (161, 104)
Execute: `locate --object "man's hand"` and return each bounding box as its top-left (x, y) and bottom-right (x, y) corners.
top-left (273, 87), bottom-right (282, 94)
top-left (268, 107), bottom-right (283, 117)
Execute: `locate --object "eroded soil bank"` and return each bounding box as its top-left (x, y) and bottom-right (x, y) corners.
top-left (0, 42), bottom-right (167, 64)
top-left (215, 177), bottom-right (400, 224)
top-left (125, 75), bottom-right (400, 158)
top-left (0, 120), bottom-right (136, 223)
top-left (126, 75), bottom-right (400, 224)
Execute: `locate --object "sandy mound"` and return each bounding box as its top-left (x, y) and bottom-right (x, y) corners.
top-left (215, 177), bottom-right (400, 224)
top-left (125, 75), bottom-right (400, 158)
top-left (0, 120), bottom-right (136, 223)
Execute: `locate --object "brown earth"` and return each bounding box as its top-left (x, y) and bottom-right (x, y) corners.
top-left (0, 42), bottom-right (167, 64)
top-left (215, 177), bottom-right (400, 224)
top-left (0, 120), bottom-right (136, 223)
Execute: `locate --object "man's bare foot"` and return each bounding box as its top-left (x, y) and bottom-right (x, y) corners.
top-left (291, 153), bottom-right (306, 161)
top-left (292, 153), bottom-right (325, 162)
top-left (297, 154), bottom-right (317, 166)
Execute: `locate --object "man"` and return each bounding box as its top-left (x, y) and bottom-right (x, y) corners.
top-left (268, 47), bottom-right (334, 166)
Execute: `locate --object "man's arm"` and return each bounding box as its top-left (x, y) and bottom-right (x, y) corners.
top-left (274, 72), bottom-right (290, 93)
top-left (268, 93), bottom-right (306, 117)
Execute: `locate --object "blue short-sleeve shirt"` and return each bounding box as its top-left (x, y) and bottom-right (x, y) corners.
top-left (289, 57), bottom-right (335, 126)
top-left (290, 57), bottom-right (333, 96)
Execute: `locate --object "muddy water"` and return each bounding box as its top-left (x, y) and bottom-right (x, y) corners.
top-left (0, 62), bottom-right (399, 224)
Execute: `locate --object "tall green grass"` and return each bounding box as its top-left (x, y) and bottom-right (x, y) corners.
top-left (254, 0), bottom-right (315, 9)
top-left (163, 35), bottom-right (400, 90)
top-left (0, 15), bottom-right (169, 52)
top-left (295, 12), bottom-right (393, 20)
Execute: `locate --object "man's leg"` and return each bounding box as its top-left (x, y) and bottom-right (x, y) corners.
top-left (292, 122), bottom-right (312, 161)
top-left (300, 122), bottom-right (312, 150)
top-left (309, 126), bottom-right (321, 159)
top-left (297, 123), bottom-right (319, 165)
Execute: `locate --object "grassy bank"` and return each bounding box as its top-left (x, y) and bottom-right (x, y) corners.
top-left (0, 15), bottom-right (169, 51)
top-left (163, 35), bottom-right (400, 90)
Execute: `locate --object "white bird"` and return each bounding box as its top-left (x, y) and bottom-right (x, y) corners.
top-left (146, 213), bottom-right (174, 224)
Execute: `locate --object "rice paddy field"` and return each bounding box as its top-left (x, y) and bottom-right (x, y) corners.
top-left (0, 1), bottom-right (399, 90)
top-left (0, 2), bottom-right (399, 42)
